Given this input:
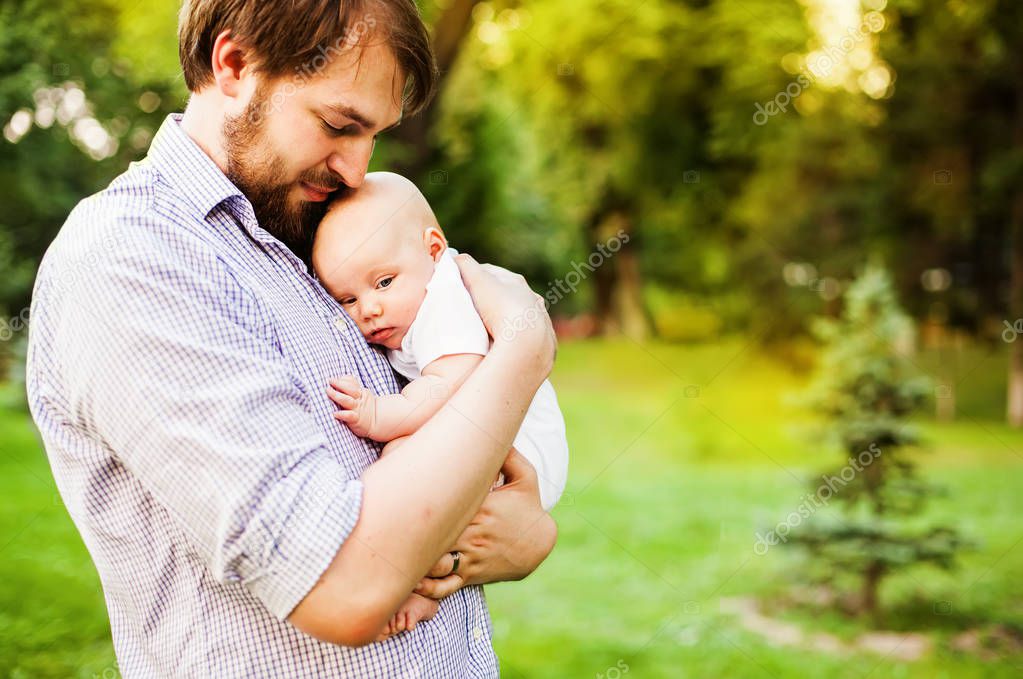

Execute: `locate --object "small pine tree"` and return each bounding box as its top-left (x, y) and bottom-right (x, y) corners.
top-left (788, 265), bottom-right (967, 616)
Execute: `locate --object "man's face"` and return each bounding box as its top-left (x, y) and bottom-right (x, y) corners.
top-left (222, 41), bottom-right (404, 255)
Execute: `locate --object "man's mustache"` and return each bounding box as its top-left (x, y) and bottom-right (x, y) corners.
top-left (299, 171), bottom-right (346, 193)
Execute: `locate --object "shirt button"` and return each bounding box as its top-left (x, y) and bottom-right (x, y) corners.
top-left (333, 315), bottom-right (346, 331)
top-left (473, 626), bottom-right (483, 641)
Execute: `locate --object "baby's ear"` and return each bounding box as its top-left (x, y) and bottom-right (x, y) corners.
top-left (424, 226), bottom-right (447, 261)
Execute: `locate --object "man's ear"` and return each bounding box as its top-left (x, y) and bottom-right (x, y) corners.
top-left (424, 226), bottom-right (447, 262)
top-left (210, 30), bottom-right (254, 99)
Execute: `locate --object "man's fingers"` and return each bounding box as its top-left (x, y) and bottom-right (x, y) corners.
top-left (427, 552), bottom-right (455, 578)
top-left (414, 574), bottom-right (463, 599)
top-left (500, 447), bottom-right (538, 485)
top-left (478, 262), bottom-right (523, 284)
top-left (453, 254), bottom-right (482, 291)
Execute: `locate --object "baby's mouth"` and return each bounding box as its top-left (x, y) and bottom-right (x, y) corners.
top-left (368, 327), bottom-right (395, 343)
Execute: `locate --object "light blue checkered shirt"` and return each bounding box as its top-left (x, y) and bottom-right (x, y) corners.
top-left (26, 114), bottom-right (499, 678)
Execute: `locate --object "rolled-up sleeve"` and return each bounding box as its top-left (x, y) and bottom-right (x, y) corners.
top-left (53, 224), bottom-right (358, 619)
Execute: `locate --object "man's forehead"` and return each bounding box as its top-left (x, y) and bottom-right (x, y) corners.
top-left (310, 43), bottom-right (405, 130)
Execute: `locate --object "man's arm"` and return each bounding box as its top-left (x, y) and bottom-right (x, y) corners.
top-left (55, 228), bottom-right (374, 637)
top-left (65, 230), bottom-right (553, 648)
top-left (414, 448), bottom-right (558, 600)
top-left (289, 255), bottom-right (556, 646)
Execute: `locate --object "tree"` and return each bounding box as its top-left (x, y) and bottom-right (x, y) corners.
top-left (386, 0), bottom-right (481, 181)
top-left (0, 0), bottom-right (179, 319)
top-left (433, 0), bottom-right (732, 337)
top-left (874, 0), bottom-right (1023, 424)
top-left (788, 265), bottom-right (967, 617)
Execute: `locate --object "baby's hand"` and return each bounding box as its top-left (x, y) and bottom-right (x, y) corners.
top-left (374, 593), bottom-right (440, 642)
top-left (328, 375), bottom-right (379, 439)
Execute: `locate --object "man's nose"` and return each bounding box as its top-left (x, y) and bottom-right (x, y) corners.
top-left (327, 139), bottom-right (375, 189)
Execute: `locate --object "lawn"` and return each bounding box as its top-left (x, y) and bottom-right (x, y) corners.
top-left (2, 339), bottom-right (1022, 677)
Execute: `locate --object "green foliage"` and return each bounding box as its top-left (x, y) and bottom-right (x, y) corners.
top-left (808, 266), bottom-right (931, 453)
top-left (875, 0), bottom-right (1023, 326)
top-left (790, 265), bottom-right (969, 614)
top-left (0, 0), bottom-right (180, 317)
top-left (427, 81), bottom-right (570, 289)
top-left (4, 0), bottom-right (1022, 342)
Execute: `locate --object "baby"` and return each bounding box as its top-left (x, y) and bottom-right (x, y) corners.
top-left (312, 172), bottom-right (569, 641)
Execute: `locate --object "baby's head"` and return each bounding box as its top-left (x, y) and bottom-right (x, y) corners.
top-left (313, 172), bottom-right (446, 350)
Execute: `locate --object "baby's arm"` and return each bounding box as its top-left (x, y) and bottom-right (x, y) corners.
top-left (329, 353), bottom-right (483, 441)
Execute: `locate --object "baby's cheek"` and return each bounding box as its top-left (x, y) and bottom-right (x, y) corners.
top-left (397, 293), bottom-right (419, 325)
top-left (405, 299), bottom-right (420, 324)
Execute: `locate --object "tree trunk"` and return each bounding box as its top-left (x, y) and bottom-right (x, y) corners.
top-left (1008, 67), bottom-right (1023, 427)
top-left (1008, 208), bottom-right (1023, 426)
top-left (861, 559), bottom-right (885, 617)
top-left (391, 0), bottom-right (480, 180)
top-left (612, 241), bottom-right (650, 340)
top-left (589, 209), bottom-right (651, 339)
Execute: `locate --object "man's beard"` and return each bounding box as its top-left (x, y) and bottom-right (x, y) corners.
top-left (222, 90), bottom-right (339, 261)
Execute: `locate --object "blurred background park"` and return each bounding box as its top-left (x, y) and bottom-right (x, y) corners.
top-left (2, 0), bottom-right (1022, 676)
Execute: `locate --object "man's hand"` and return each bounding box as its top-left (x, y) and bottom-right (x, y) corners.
top-left (328, 375), bottom-right (379, 439)
top-left (454, 254), bottom-right (556, 376)
top-left (414, 448), bottom-right (558, 599)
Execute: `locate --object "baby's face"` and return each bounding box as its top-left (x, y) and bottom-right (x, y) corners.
top-left (313, 176), bottom-right (443, 350)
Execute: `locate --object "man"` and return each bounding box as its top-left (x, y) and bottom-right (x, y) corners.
top-left (26, 1), bottom-right (559, 676)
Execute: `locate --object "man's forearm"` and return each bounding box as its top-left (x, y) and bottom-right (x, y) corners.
top-left (290, 341), bottom-right (548, 645)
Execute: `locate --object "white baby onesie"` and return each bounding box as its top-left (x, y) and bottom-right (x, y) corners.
top-left (387, 248), bottom-right (569, 510)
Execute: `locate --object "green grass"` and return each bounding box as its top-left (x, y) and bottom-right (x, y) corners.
top-left (2, 339), bottom-right (1022, 677)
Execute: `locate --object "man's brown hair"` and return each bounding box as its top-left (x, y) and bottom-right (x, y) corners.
top-left (178, 0), bottom-right (437, 115)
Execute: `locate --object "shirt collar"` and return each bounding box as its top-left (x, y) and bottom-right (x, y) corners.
top-left (146, 113), bottom-right (319, 271)
top-left (145, 113), bottom-right (248, 223)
